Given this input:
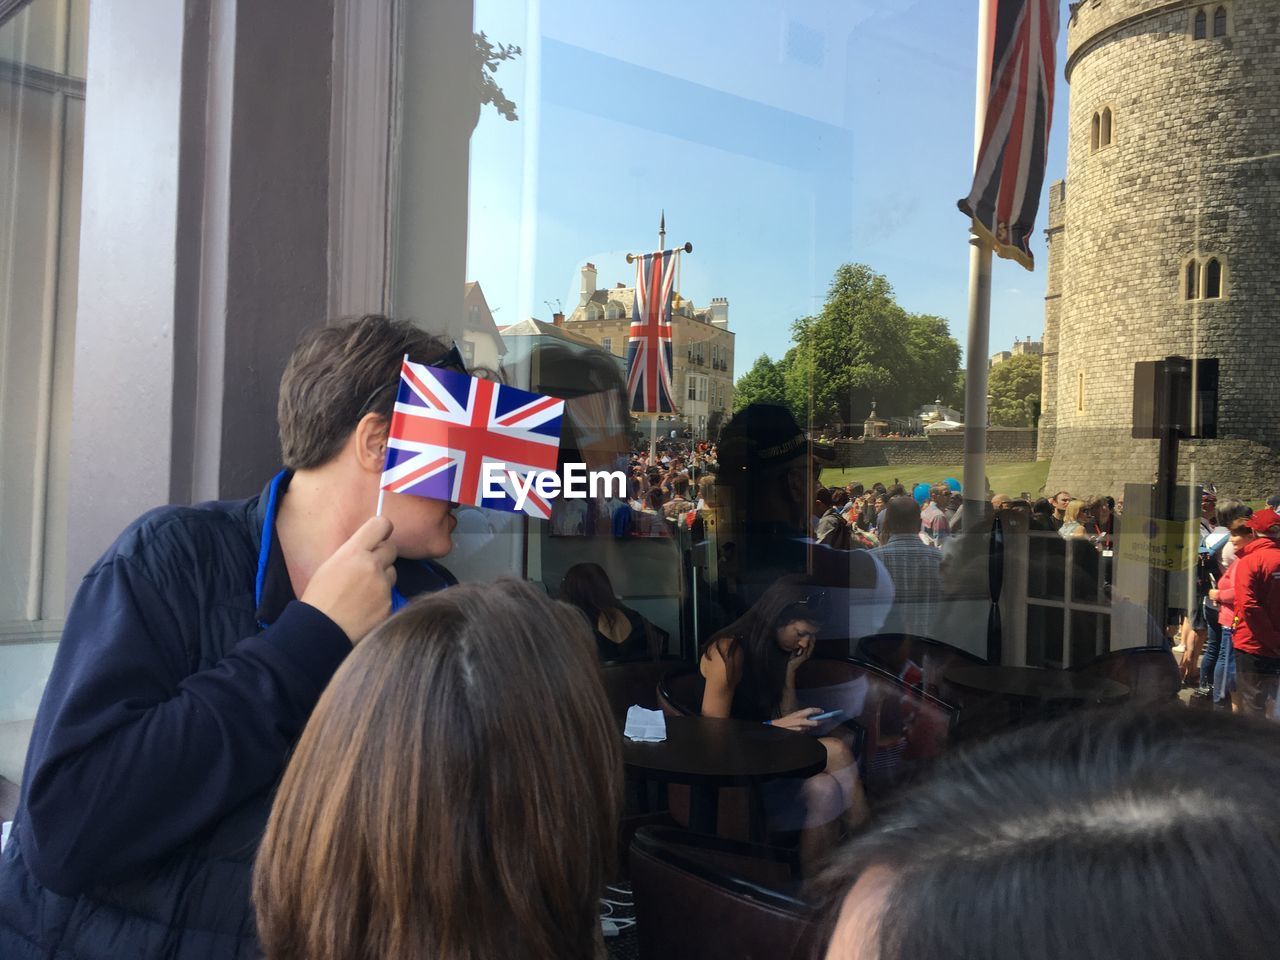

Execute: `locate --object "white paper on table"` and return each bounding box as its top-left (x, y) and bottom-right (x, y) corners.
top-left (623, 705), bottom-right (667, 742)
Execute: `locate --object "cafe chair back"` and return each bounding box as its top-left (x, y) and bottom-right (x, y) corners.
top-left (602, 656), bottom-right (685, 730)
top-left (658, 668), bottom-right (706, 718)
top-left (630, 826), bottom-right (815, 960)
top-left (795, 657), bottom-right (958, 800)
top-left (1070, 645), bottom-right (1180, 703)
top-left (855, 633), bottom-right (987, 702)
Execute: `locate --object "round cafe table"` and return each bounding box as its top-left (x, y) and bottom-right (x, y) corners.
top-left (622, 716), bottom-right (826, 836)
top-left (944, 664), bottom-right (1128, 717)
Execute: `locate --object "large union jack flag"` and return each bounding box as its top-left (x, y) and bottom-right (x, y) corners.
top-left (380, 360), bottom-right (566, 518)
top-left (958, 0), bottom-right (1059, 271)
top-left (626, 249), bottom-right (678, 413)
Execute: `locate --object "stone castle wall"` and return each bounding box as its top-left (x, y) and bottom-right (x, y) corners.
top-left (832, 428), bottom-right (1038, 469)
top-left (1043, 0), bottom-right (1280, 500)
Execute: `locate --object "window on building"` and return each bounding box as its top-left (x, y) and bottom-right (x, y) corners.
top-left (697, 377), bottom-right (707, 402)
top-left (1077, 372), bottom-right (1085, 413)
top-left (688, 376), bottom-right (697, 401)
top-left (1100, 107), bottom-right (1112, 147)
top-left (1204, 257), bottom-right (1222, 299)
top-left (1090, 113), bottom-right (1100, 151)
top-left (601, 336), bottom-right (612, 354)
top-left (1194, 9), bottom-right (1207, 39)
top-left (1213, 5), bottom-right (1228, 37)
top-left (1184, 255), bottom-right (1227, 301)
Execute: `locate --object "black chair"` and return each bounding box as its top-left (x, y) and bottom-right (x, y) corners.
top-left (856, 633), bottom-right (987, 700)
top-left (795, 657), bottom-right (958, 800)
top-left (630, 826), bottom-right (815, 960)
top-left (601, 656), bottom-right (685, 730)
top-left (1071, 645), bottom-right (1180, 703)
top-left (657, 667), bottom-right (705, 718)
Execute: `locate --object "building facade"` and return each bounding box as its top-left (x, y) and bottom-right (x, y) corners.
top-left (1039, 0), bottom-right (1280, 498)
top-left (562, 262), bottom-right (735, 438)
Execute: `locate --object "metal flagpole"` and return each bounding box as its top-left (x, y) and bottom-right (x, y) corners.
top-left (961, 0), bottom-right (996, 534)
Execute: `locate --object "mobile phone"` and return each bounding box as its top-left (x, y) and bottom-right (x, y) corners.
top-left (809, 709), bottom-right (843, 722)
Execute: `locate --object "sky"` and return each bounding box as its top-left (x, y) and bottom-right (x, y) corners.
top-left (465, 0), bottom-right (1071, 373)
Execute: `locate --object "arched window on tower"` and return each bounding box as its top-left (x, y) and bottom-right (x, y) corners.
top-left (1091, 112), bottom-right (1100, 152)
top-left (1194, 9), bottom-right (1207, 39)
top-left (1213, 6), bottom-right (1228, 37)
top-left (1185, 259), bottom-right (1200, 300)
top-left (1204, 258), bottom-right (1222, 299)
top-left (1100, 107), bottom-right (1112, 147)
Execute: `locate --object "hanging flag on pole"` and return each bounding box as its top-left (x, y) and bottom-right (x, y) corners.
top-left (958, 0), bottom-right (1059, 271)
top-left (625, 249), bottom-right (679, 414)
top-left (380, 359), bottom-right (565, 518)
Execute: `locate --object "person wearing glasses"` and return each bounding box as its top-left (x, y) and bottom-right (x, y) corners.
top-left (699, 578), bottom-right (866, 865)
top-left (0, 316), bottom-right (460, 960)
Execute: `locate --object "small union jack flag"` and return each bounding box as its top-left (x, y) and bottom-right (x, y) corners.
top-left (380, 360), bottom-right (566, 518)
top-left (626, 250), bottom-right (678, 414)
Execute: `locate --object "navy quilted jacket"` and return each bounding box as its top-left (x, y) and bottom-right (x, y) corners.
top-left (0, 474), bottom-right (454, 959)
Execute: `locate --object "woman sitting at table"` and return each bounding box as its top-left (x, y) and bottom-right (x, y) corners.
top-left (699, 578), bottom-right (866, 863)
top-left (253, 581), bottom-right (620, 960)
top-left (560, 562), bottom-right (665, 662)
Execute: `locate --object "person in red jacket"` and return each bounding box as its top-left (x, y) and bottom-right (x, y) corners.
top-left (1229, 508), bottom-right (1280, 717)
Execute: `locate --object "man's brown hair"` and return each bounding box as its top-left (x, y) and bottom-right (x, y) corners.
top-left (277, 314), bottom-right (449, 470)
top-left (252, 580), bottom-right (622, 960)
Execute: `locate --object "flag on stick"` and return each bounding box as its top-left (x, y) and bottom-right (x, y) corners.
top-left (626, 249), bottom-right (679, 413)
top-left (380, 360), bottom-right (565, 518)
top-left (958, 0), bottom-right (1059, 271)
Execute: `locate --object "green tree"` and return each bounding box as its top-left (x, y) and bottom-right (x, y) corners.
top-left (987, 353), bottom-right (1043, 426)
top-left (788, 264), bottom-right (960, 425)
top-left (732, 353), bottom-right (788, 411)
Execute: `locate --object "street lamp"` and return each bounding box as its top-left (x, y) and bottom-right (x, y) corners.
top-left (986, 394), bottom-right (993, 427)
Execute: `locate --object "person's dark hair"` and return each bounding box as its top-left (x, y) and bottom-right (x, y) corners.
top-left (1217, 498), bottom-right (1252, 528)
top-left (815, 706), bottom-right (1280, 960)
top-left (1031, 496), bottom-right (1054, 516)
top-left (254, 580), bottom-right (620, 960)
top-left (815, 488), bottom-right (833, 509)
top-left (849, 483), bottom-right (865, 498)
top-left (832, 489), bottom-right (849, 509)
top-left (882, 496), bottom-right (922, 538)
top-left (277, 315), bottom-right (449, 470)
top-left (700, 577), bottom-right (827, 719)
top-left (559, 562), bottom-right (622, 628)
top-left (887, 483), bottom-right (905, 498)
top-left (646, 486), bottom-right (666, 510)
top-left (672, 476), bottom-right (691, 499)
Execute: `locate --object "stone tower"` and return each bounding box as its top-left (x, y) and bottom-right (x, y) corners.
top-left (1040, 0), bottom-right (1280, 499)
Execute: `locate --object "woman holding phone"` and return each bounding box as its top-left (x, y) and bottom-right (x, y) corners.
top-left (699, 578), bottom-right (866, 864)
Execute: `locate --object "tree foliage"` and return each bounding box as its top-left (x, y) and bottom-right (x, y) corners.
top-left (475, 32), bottom-right (522, 121)
top-left (732, 353), bottom-right (788, 411)
top-left (731, 264), bottom-right (962, 427)
top-left (784, 264), bottom-right (961, 425)
top-left (987, 353), bottom-right (1043, 426)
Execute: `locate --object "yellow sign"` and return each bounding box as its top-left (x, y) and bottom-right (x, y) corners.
top-left (1117, 516), bottom-right (1196, 573)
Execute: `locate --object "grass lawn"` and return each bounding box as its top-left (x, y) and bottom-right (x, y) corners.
top-left (821, 460), bottom-right (1052, 498)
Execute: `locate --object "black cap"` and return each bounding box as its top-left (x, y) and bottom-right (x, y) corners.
top-left (717, 403), bottom-right (834, 473)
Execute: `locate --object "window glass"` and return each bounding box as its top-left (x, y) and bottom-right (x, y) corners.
top-left (382, 0), bottom-right (1280, 806)
top-left (0, 0), bottom-right (88, 786)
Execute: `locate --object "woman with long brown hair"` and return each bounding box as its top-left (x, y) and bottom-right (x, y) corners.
top-left (700, 577), bottom-right (867, 865)
top-left (253, 580), bottom-right (621, 960)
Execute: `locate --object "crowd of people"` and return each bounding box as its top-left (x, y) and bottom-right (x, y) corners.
top-left (3, 313), bottom-right (1280, 960)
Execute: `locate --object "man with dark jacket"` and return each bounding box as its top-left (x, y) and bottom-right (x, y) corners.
top-left (1230, 508), bottom-right (1280, 718)
top-left (0, 316), bottom-right (458, 959)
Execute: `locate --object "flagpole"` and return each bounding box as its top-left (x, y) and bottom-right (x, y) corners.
top-left (961, 0), bottom-right (997, 534)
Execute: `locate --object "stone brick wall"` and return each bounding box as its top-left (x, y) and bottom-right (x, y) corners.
top-left (1039, 180), bottom-right (1066, 460)
top-left (1045, 0), bottom-right (1280, 501)
top-left (832, 428), bottom-right (1038, 468)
